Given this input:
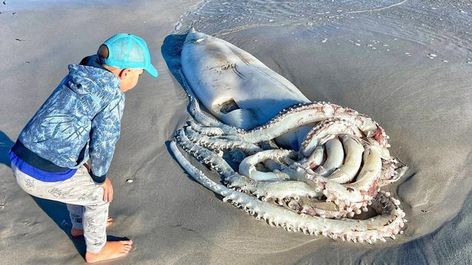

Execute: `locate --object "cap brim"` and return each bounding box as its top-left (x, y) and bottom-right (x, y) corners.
top-left (145, 64), bottom-right (159, 78)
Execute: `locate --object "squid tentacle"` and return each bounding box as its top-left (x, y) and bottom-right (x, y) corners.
top-left (172, 97), bottom-right (407, 242)
top-left (170, 141), bottom-right (406, 243)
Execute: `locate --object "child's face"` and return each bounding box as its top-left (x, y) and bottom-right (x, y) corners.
top-left (119, 68), bottom-right (144, 92)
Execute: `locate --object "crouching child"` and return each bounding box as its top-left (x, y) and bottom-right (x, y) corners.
top-left (10, 33), bottom-right (158, 263)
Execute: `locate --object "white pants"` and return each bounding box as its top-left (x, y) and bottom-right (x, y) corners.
top-left (13, 165), bottom-right (108, 253)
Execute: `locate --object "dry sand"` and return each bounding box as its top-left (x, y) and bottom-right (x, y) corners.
top-left (1, 0), bottom-right (472, 264)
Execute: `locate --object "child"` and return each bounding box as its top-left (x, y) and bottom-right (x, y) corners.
top-left (10, 33), bottom-right (158, 263)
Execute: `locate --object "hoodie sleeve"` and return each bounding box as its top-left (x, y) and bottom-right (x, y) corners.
top-left (89, 93), bottom-right (125, 183)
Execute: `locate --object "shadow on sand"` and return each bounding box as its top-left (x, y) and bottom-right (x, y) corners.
top-left (0, 131), bottom-right (14, 167)
top-left (161, 33), bottom-right (189, 89)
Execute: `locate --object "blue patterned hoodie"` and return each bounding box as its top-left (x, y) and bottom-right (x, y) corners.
top-left (14, 63), bottom-right (125, 183)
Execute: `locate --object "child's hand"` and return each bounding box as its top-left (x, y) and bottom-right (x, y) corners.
top-left (102, 177), bottom-right (114, 203)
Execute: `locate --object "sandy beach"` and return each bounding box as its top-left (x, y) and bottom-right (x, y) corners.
top-left (1, 0), bottom-right (471, 264)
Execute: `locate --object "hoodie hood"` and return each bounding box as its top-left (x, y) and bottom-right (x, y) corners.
top-left (66, 64), bottom-right (120, 95)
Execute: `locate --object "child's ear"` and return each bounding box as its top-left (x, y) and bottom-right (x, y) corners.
top-left (118, 69), bottom-right (129, 79)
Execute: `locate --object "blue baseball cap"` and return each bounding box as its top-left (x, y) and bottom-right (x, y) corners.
top-left (102, 33), bottom-right (158, 78)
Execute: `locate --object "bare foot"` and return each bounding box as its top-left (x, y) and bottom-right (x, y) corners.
top-left (85, 240), bottom-right (133, 263)
top-left (71, 217), bottom-right (113, 237)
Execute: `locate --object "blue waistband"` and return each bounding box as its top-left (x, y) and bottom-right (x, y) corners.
top-left (11, 140), bottom-right (72, 172)
top-left (10, 151), bottom-right (76, 182)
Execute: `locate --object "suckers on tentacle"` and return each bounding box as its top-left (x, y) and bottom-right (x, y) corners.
top-left (171, 84), bottom-right (407, 242)
top-left (170, 141), bottom-right (406, 242)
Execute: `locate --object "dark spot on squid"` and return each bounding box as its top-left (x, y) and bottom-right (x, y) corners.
top-left (373, 126), bottom-right (384, 143)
